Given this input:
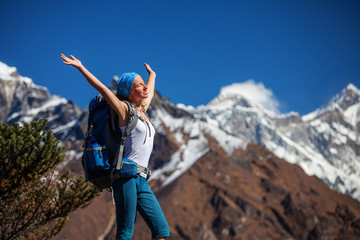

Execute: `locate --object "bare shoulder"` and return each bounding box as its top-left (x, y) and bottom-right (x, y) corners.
top-left (116, 100), bottom-right (130, 127)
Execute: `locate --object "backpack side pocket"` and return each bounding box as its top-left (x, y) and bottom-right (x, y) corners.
top-left (85, 145), bottom-right (110, 170)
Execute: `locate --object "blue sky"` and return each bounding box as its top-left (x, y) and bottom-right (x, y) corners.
top-left (0, 0), bottom-right (359, 115)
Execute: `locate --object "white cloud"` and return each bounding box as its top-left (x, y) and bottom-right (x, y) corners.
top-left (220, 80), bottom-right (280, 114)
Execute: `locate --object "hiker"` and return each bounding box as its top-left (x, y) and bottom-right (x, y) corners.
top-left (60, 54), bottom-right (170, 240)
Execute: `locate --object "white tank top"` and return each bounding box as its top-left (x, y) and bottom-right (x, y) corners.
top-left (120, 118), bottom-right (155, 168)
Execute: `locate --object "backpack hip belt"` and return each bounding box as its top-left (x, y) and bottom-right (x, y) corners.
top-left (136, 165), bottom-right (152, 179)
top-left (111, 163), bottom-right (152, 181)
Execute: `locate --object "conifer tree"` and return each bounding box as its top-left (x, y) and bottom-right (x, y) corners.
top-left (0, 119), bottom-right (99, 240)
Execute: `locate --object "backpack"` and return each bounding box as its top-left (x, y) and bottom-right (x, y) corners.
top-left (82, 94), bottom-right (138, 191)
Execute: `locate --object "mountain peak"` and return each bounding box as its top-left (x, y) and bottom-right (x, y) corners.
top-left (208, 80), bottom-right (280, 115)
top-left (302, 83), bottom-right (360, 122)
top-left (346, 83), bottom-right (360, 94)
top-left (0, 61), bottom-right (33, 85)
top-left (208, 83), bottom-right (255, 108)
top-left (0, 61), bottom-right (17, 77)
top-left (337, 83), bottom-right (360, 101)
top-left (219, 82), bottom-right (248, 98)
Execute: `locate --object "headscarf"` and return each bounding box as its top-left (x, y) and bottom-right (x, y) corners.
top-left (117, 72), bottom-right (138, 98)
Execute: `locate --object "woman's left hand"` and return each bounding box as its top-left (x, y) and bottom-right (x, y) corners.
top-left (144, 63), bottom-right (156, 77)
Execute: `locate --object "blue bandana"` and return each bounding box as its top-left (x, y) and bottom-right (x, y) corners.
top-left (117, 72), bottom-right (138, 98)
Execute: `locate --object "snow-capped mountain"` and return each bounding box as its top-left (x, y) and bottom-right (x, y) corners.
top-left (150, 83), bottom-right (360, 200)
top-left (0, 61), bottom-right (85, 139)
top-left (1, 61), bottom-right (359, 201)
top-left (272, 84), bottom-right (360, 196)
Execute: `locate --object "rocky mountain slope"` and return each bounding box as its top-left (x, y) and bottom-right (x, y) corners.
top-left (1, 61), bottom-right (359, 239)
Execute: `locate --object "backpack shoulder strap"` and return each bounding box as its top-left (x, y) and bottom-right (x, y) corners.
top-left (123, 101), bottom-right (138, 137)
top-left (113, 101), bottom-right (139, 170)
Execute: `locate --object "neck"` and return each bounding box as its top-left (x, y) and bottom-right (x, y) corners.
top-left (130, 99), bottom-right (142, 109)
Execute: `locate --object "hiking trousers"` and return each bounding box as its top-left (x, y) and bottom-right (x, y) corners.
top-left (112, 176), bottom-right (170, 240)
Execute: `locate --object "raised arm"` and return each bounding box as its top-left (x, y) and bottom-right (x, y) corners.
top-left (60, 54), bottom-right (129, 125)
top-left (142, 63), bottom-right (156, 111)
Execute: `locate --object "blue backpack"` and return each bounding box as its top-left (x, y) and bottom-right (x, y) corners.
top-left (82, 94), bottom-right (138, 191)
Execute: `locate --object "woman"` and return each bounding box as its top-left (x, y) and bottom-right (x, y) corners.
top-left (60, 54), bottom-right (170, 240)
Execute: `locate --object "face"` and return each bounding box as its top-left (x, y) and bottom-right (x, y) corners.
top-left (129, 75), bottom-right (148, 100)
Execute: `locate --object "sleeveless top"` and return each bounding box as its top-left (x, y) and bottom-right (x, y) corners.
top-left (120, 117), bottom-right (155, 168)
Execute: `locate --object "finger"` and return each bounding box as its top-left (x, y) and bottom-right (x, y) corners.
top-left (60, 53), bottom-right (69, 59)
top-left (70, 55), bottom-right (76, 60)
top-left (62, 57), bottom-right (70, 62)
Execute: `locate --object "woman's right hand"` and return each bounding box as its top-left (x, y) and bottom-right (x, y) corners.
top-left (61, 54), bottom-right (83, 69)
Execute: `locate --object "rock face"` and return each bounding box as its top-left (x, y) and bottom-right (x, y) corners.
top-left (1, 61), bottom-right (360, 239)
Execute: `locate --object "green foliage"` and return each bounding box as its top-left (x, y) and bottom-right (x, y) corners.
top-left (0, 119), bottom-right (99, 240)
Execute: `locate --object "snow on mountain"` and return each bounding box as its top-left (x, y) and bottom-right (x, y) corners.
top-left (344, 102), bottom-right (360, 127)
top-left (6, 96), bottom-right (68, 122)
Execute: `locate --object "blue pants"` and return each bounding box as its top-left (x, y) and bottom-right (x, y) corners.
top-left (112, 176), bottom-right (170, 240)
